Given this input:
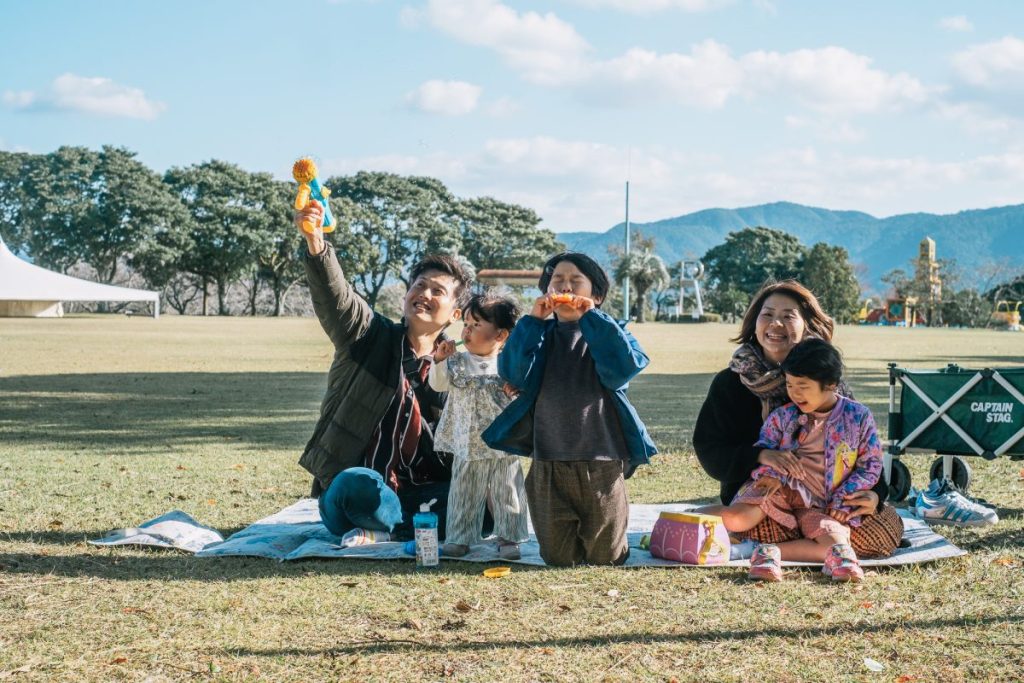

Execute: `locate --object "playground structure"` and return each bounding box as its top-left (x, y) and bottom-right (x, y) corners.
top-left (475, 269), bottom-right (542, 291)
top-left (862, 237), bottom-right (940, 327)
top-left (990, 300), bottom-right (1022, 331)
top-left (916, 237), bottom-right (942, 326)
top-left (862, 296), bottom-right (927, 327)
top-left (674, 260), bottom-right (705, 320)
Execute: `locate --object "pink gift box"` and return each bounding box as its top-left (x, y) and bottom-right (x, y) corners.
top-left (649, 512), bottom-right (731, 565)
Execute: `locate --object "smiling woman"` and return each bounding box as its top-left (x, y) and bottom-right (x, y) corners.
top-left (691, 280), bottom-right (904, 559)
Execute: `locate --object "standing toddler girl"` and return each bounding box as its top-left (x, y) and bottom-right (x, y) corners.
top-left (429, 292), bottom-right (527, 560)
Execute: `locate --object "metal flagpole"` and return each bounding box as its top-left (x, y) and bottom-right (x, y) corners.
top-left (623, 180), bottom-right (630, 320)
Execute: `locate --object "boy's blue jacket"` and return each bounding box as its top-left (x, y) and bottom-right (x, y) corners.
top-left (481, 308), bottom-right (658, 471)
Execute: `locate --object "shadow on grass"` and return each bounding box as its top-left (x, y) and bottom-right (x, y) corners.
top-left (0, 371), bottom-right (722, 456)
top-left (955, 524), bottom-right (1024, 551)
top-left (628, 372), bottom-right (716, 454)
top-left (0, 551), bottom-right (553, 581)
top-left (0, 372), bottom-right (325, 453)
top-left (221, 613), bottom-right (1024, 656)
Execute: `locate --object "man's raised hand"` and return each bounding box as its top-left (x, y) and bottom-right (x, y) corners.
top-left (295, 199), bottom-right (326, 255)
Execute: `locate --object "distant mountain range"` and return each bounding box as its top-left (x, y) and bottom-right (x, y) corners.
top-left (558, 201), bottom-right (1024, 291)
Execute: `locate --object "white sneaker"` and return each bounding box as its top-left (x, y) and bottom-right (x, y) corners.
top-left (914, 479), bottom-right (998, 527)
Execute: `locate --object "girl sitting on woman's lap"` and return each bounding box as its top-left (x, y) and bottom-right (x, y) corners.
top-left (699, 338), bottom-right (882, 582)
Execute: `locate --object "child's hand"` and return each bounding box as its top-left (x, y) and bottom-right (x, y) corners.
top-left (433, 339), bottom-right (457, 362)
top-left (501, 382), bottom-right (520, 399)
top-left (827, 507), bottom-right (850, 523)
top-left (757, 449), bottom-right (806, 480)
top-left (753, 476), bottom-right (782, 497)
top-left (530, 295), bottom-right (556, 320)
top-left (570, 295), bottom-right (596, 314)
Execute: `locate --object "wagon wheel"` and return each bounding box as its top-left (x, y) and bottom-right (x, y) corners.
top-left (887, 460), bottom-right (912, 502)
top-left (929, 455), bottom-right (972, 492)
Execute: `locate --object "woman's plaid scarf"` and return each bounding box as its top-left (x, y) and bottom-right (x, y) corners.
top-left (729, 343), bottom-right (789, 420)
top-left (729, 341), bottom-right (852, 420)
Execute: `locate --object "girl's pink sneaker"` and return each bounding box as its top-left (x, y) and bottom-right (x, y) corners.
top-left (822, 544), bottom-right (864, 582)
top-left (748, 543), bottom-right (783, 582)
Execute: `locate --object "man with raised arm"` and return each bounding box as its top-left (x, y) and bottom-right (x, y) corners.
top-left (295, 199), bottom-right (472, 541)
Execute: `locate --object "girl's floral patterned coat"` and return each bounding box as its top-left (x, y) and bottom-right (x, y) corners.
top-left (751, 395), bottom-right (883, 527)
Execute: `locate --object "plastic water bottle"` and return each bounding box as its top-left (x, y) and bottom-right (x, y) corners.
top-left (413, 498), bottom-right (439, 569)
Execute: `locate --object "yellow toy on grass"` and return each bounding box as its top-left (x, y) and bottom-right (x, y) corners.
top-left (292, 157), bottom-right (335, 234)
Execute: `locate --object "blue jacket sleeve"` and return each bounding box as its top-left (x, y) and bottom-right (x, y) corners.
top-left (497, 316), bottom-right (548, 388)
top-left (578, 309), bottom-right (649, 390)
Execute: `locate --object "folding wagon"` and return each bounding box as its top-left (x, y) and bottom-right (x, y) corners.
top-left (885, 364), bottom-right (1024, 500)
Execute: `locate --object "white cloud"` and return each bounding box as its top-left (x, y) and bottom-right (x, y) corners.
top-left (2, 91), bottom-right (35, 108)
top-left (590, 42), bottom-right (933, 113)
top-left (411, 0), bottom-right (591, 85)
top-left (939, 16), bottom-right (973, 33)
top-left (406, 79), bottom-right (482, 115)
top-left (740, 46), bottom-right (935, 113)
top-left (935, 102), bottom-right (1020, 136)
top-left (2, 73), bottom-right (165, 119)
top-left (412, 2), bottom-right (937, 114)
top-left (566, 0), bottom-right (733, 13)
top-left (952, 36), bottom-right (1024, 88)
top-left (590, 42), bottom-right (744, 108)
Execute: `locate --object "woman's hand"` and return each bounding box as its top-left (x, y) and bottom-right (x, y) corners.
top-left (840, 490), bottom-right (879, 517)
top-left (295, 199), bottom-right (325, 255)
top-left (501, 382), bottom-right (520, 400)
top-left (530, 295), bottom-right (556, 320)
top-left (757, 449), bottom-right (807, 480)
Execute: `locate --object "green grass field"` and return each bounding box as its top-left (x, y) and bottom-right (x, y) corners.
top-left (2, 318), bottom-right (1023, 682)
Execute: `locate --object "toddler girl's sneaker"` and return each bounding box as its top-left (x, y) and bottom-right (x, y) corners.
top-left (497, 540), bottom-right (521, 561)
top-left (822, 543), bottom-right (864, 582)
top-left (441, 543), bottom-right (470, 557)
top-left (748, 543), bottom-right (783, 582)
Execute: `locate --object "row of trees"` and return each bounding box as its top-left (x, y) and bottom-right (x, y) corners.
top-left (0, 147), bottom-right (562, 315)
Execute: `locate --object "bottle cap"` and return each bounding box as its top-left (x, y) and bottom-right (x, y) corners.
top-left (483, 566), bottom-right (511, 579)
top-left (419, 498), bottom-right (437, 513)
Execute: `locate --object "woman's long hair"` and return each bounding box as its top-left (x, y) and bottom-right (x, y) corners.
top-left (731, 280), bottom-right (835, 345)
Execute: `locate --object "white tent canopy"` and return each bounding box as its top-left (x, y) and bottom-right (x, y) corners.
top-left (0, 238), bottom-right (160, 318)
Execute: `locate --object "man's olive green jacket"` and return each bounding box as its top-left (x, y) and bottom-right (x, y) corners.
top-left (300, 244), bottom-right (420, 491)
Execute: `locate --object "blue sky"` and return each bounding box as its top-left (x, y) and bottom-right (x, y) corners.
top-left (3, 0), bottom-right (1024, 232)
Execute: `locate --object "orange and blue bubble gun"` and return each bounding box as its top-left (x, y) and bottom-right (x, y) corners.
top-left (292, 157), bottom-right (334, 234)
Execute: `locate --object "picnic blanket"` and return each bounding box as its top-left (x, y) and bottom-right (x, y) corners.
top-left (90, 499), bottom-right (965, 568)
